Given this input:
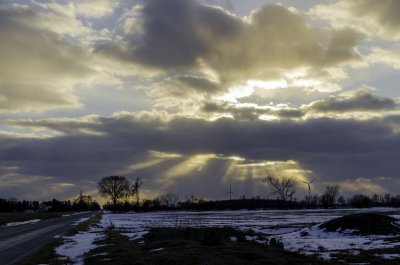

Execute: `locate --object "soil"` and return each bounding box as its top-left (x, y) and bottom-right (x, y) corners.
top-left (319, 212), bottom-right (400, 235)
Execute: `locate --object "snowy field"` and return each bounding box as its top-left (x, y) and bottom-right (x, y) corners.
top-left (56, 208), bottom-right (400, 263)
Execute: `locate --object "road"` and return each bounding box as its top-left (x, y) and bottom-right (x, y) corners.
top-left (0, 211), bottom-right (96, 265)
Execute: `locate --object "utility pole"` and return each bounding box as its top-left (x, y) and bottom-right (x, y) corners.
top-left (226, 184), bottom-right (235, 201)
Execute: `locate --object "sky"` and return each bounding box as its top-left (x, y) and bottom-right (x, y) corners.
top-left (1, 0), bottom-right (400, 202)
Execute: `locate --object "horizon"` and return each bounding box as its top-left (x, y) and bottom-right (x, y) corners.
top-left (1, 0), bottom-right (400, 203)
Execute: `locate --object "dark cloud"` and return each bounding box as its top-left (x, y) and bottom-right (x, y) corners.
top-left (175, 76), bottom-right (222, 93)
top-left (2, 113), bottom-right (400, 199)
top-left (97, 0), bottom-right (361, 89)
top-left (148, 76), bottom-right (223, 101)
top-left (325, 28), bottom-right (362, 64)
top-left (201, 92), bottom-right (398, 121)
top-left (96, 0), bottom-right (243, 69)
top-left (309, 91), bottom-right (397, 112)
top-left (134, 0), bottom-right (242, 68)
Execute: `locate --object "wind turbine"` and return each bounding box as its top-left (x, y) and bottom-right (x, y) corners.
top-left (301, 177), bottom-right (318, 205)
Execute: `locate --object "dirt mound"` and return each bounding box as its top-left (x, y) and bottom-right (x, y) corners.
top-left (319, 212), bottom-right (399, 235)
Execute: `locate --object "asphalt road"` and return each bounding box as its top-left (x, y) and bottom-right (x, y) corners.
top-left (0, 211), bottom-right (96, 265)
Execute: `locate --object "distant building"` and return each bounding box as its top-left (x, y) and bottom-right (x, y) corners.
top-left (38, 202), bottom-right (52, 212)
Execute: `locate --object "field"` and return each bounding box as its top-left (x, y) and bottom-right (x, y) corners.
top-left (21, 208), bottom-right (400, 265)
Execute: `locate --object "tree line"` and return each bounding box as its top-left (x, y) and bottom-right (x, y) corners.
top-left (0, 192), bottom-right (100, 212)
top-left (98, 175), bottom-right (400, 212)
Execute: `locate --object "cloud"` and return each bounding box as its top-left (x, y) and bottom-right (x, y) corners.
top-left (201, 91), bottom-right (399, 121)
top-left (75, 0), bottom-right (122, 18)
top-left (143, 75), bottom-right (225, 111)
top-left (26, 1), bottom-right (93, 37)
top-left (0, 5), bottom-right (95, 112)
top-left (311, 0), bottom-right (400, 40)
top-left (97, 0), bottom-right (361, 96)
top-left (129, 0), bottom-right (243, 70)
top-left (2, 112), bottom-right (400, 199)
top-left (346, 0), bottom-right (400, 38)
top-left (366, 46), bottom-right (400, 69)
top-left (199, 0), bottom-right (235, 12)
top-left (308, 91), bottom-right (397, 113)
top-left (341, 178), bottom-right (386, 194)
top-left (0, 169), bottom-right (78, 201)
top-left (0, 0), bottom-right (399, 201)
top-left (202, 102), bottom-right (305, 120)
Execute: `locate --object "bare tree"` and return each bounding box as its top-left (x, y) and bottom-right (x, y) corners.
top-left (320, 185), bottom-right (340, 207)
top-left (98, 176), bottom-right (131, 212)
top-left (264, 175), bottom-right (298, 201)
top-left (131, 177), bottom-right (143, 206)
top-left (337, 195), bottom-right (346, 206)
top-left (74, 191), bottom-right (93, 206)
top-left (159, 192), bottom-right (179, 208)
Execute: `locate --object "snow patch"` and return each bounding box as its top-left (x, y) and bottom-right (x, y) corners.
top-left (245, 235), bottom-right (257, 241)
top-left (122, 230), bottom-right (149, 240)
top-left (55, 227), bottom-right (104, 265)
top-left (150, 248), bottom-right (164, 252)
top-left (271, 224), bottom-right (400, 260)
top-left (375, 253), bottom-right (400, 260)
top-left (5, 219), bottom-right (41, 227)
top-left (73, 217), bottom-right (90, 225)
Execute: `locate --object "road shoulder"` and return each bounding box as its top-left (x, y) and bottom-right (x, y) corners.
top-left (13, 212), bottom-right (101, 265)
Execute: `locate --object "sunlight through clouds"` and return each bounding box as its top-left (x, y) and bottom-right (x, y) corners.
top-left (234, 160), bottom-right (310, 183)
top-left (164, 154), bottom-right (217, 180)
top-left (1, 0), bottom-right (400, 200)
top-left (341, 178), bottom-right (386, 194)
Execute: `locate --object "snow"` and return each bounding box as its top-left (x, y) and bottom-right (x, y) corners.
top-left (150, 248), bottom-right (164, 252)
top-left (122, 230), bottom-right (149, 240)
top-left (63, 212), bottom-right (91, 217)
top-left (272, 224), bottom-right (400, 260)
top-left (99, 207), bottom-right (399, 237)
top-left (55, 208), bottom-right (400, 263)
top-left (100, 208), bottom-right (342, 233)
top-left (73, 217), bottom-right (90, 225)
top-left (229, 236), bottom-right (237, 242)
top-left (55, 227), bottom-right (104, 265)
top-left (5, 219), bottom-right (41, 227)
top-left (245, 235), bottom-right (257, 241)
top-left (91, 252), bottom-right (109, 257)
top-left (376, 254), bottom-right (400, 260)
